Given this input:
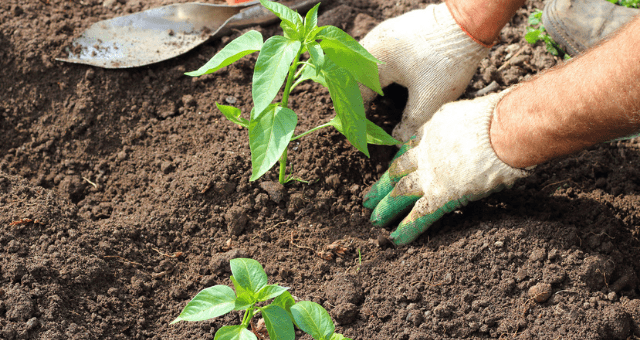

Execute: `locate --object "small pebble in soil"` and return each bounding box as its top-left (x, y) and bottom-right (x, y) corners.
top-left (160, 161), bottom-right (175, 174)
top-left (433, 302), bottom-right (453, 318)
top-left (494, 240), bottom-right (504, 248)
top-left (26, 317), bottom-right (39, 331)
top-left (259, 181), bottom-right (284, 203)
top-left (103, 0), bottom-right (117, 7)
top-left (443, 272), bottom-right (453, 285)
top-left (331, 303), bottom-right (358, 325)
top-left (181, 94), bottom-right (197, 107)
top-left (376, 235), bottom-right (392, 248)
top-left (406, 311), bottom-right (424, 326)
top-left (529, 247), bottom-right (547, 262)
top-left (325, 174), bottom-right (340, 189)
top-left (224, 206), bottom-right (248, 236)
top-left (528, 282), bottom-right (552, 303)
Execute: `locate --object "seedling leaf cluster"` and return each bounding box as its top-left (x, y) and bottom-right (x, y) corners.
top-left (186, 0), bottom-right (399, 184)
top-left (172, 258), bottom-right (352, 340)
top-left (525, 10), bottom-right (570, 60)
top-left (607, 0), bottom-right (640, 8)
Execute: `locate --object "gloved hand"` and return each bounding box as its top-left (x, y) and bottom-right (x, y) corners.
top-left (363, 91), bottom-right (531, 245)
top-left (360, 2), bottom-right (491, 142)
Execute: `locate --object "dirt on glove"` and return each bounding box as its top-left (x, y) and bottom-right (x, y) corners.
top-left (1, 0), bottom-right (639, 339)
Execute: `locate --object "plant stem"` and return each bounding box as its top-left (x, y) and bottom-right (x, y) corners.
top-left (281, 49), bottom-right (303, 109)
top-left (241, 307), bottom-right (254, 327)
top-left (277, 47), bottom-right (303, 184)
top-left (294, 62), bottom-right (310, 78)
top-left (291, 122), bottom-right (332, 141)
top-left (278, 148), bottom-right (288, 185)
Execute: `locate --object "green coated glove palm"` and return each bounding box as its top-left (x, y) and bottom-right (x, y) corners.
top-left (363, 91), bottom-right (531, 245)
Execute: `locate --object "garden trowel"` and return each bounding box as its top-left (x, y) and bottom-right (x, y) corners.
top-left (57, 0), bottom-right (319, 69)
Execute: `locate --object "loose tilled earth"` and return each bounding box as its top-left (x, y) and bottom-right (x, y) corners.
top-left (2, 0), bottom-right (640, 339)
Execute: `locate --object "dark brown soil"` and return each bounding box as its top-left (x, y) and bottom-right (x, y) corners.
top-left (2, 0), bottom-right (640, 339)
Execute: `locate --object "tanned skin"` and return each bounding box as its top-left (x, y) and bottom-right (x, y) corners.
top-left (491, 17), bottom-right (640, 168)
top-left (447, 0), bottom-right (526, 46)
top-left (449, 0), bottom-right (640, 169)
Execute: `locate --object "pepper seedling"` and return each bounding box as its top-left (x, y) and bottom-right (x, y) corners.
top-left (172, 258), bottom-right (352, 340)
top-left (186, 0), bottom-right (399, 184)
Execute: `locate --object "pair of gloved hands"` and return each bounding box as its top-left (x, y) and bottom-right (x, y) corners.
top-left (359, 3), bottom-right (530, 245)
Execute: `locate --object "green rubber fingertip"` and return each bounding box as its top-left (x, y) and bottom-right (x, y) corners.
top-left (364, 136), bottom-right (418, 210)
top-left (390, 199), bottom-right (464, 246)
top-left (363, 171), bottom-right (396, 209)
top-left (370, 194), bottom-right (420, 228)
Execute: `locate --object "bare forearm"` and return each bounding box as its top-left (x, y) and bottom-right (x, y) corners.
top-left (491, 16), bottom-right (640, 168)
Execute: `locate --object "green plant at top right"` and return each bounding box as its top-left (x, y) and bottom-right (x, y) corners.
top-left (524, 10), bottom-right (570, 59)
top-left (608, 0), bottom-right (640, 8)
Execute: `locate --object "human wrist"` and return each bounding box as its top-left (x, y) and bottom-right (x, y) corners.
top-left (489, 87), bottom-right (544, 169)
top-left (446, 0), bottom-right (500, 47)
top-left (446, 0), bottom-right (526, 47)
top-left (490, 92), bottom-right (522, 168)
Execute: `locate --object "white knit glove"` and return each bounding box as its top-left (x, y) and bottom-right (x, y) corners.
top-left (363, 91), bottom-right (530, 245)
top-left (360, 2), bottom-right (490, 142)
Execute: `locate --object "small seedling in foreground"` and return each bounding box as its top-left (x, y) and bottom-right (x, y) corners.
top-left (172, 258), bottom-right (352, 340)
top-left (186, 0), bottom-right (399, 185)
top-left (525, 10), bottom-right (570, 60)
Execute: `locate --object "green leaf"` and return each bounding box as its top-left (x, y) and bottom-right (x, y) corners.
top-left (524, 30), bottom-right (541, 44)
top-left (253, 36), bottom-right (301, 118)
top-left (308, 26), bottom-right (325, 40)
top-left (330, 334), bottom-right (352, 340)
top-left (317, 26), bottom-right (383, 95)
top-left (273, 291), bottom-right (296, 313)
top-left (234, 292), bottom-right (254, 311)
top-left (306, 41), bottom-right (324, 74)
top-left (281, 21), bottom-right (301, 41)
top-left (316, 26), bottom-right (379, 63)
top-left (171, 285), bottom-right (236, 324)
top-left (259, 0), bottom-right (304, 32)
top-left (230, 258), bottom-right (268, 294)
top-left (216, 103), bottom-right (249, 128)
top-left (214, 325), bottom-right (257, 340)
top-left (298, 58), bottom-right (371, 156)
top-left (186, 31), bottom-right (263, 76)
top-left (544, 37), bottom-right (559, 56)
top-left (363, 120), bottom-right (400, 145)
top-left (323, 59), bottom-right (368, 157)
top-left (528, 10), bottom-right (542, 25)
top-left (298, 59), bottom-right (327, 87)
top-left (249, 105), bottom-right (297, 181)
top-left (256, 284), bottom-right (289, 302)
top-left (304, 3), bottom-right (321, 38)
top-left (261, 305), bottom-right (295, 340)
top-left (330, 116), bottom-right (400, 146)
top-left (290, 301), bottom-right (335, 340)
top-left (230, 275), bottom-right (254, 300)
